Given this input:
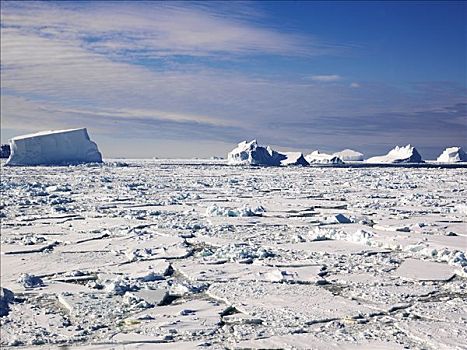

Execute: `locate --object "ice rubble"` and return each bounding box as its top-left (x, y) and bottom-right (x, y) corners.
top-left (436, 146), bottom-right (467, 163)
top-left (6, 128), bottom-right (102, 166)
top-left (227, 140), bottom-right (308, 166)
top-left (366, 145), bottom-right (423, 163)
top-left (205, 204), bottom-right (265, 217)
top-left (305, 150), bottom-right (343, 164)
top-left (333, 149), bottom-right (364, 161)
top-left (0, 144), bottom-right (11, 158)
top-left (0, 288), bottom-right (14, 316)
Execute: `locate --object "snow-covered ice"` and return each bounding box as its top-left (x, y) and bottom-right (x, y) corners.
top-left (436, 146), bottom-right (467, 163)
top-left (0, 158), bottom-right (466, 349)
top-left (6, 128), bottom-right (102, 166)
top-left (366, 144), bottom-right (423, 163)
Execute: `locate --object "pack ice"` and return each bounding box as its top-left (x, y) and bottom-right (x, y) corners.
top-left (305, 150), bottom-right (343, 164)
top-left (436, 147), bottom-right (467, 163)
top-left (366, 144), bottom-right (423, 163)
top-left (5, 128), bottom-right (102, 166)
top-left (333, 149), bottom-right (364, 161)
top-left (227, 140), bottom-right (308, 166)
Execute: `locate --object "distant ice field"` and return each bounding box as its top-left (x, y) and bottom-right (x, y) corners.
top-left (1, 160), bottom-right (466, 349)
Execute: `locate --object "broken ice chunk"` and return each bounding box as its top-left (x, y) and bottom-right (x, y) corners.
top-left (18, 273), bottom-right (44, 288)
top-left (0, 288), bottom-right (14, 316)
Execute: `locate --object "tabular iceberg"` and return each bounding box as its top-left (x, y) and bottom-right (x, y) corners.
top-left (436, 147), bottom-right (467, 163)
top-left (305, 151), bottom-right (343, 164)
top-left (6, 128), bottom-right (102, 166)
top-left (227, 140), bottom-right (308, 166)
top-left (366, 145), bottom-right (423, 163)
top-left (333, 149), bottom-right (364, 161)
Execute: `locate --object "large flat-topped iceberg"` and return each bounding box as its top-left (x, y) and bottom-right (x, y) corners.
top-left (436, 147), bottom-right (467, 163)
top-left (305, 151), bottom-right (343, 164)
top-left (6, 128), bottom-right (102, 166)
top-left (366, 145), bottom-right (423, 163)
top-left (227, 141), bottom-right (308, 166)
top-left (333, 149), bottom-right (364, 161)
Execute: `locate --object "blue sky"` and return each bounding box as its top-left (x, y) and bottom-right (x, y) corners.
top-left (1, 1), bottom-right (465, 158)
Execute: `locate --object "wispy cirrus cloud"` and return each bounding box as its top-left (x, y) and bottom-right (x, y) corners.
top-left (310, 74), bottom-right (342, 82)
top-left (1, 1), bottom-right (339, 59)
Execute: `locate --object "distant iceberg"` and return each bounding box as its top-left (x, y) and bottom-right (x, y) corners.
top-left (436, 147), bottom-right (467, 163)
top-left (366, 145), bottom-right (423, 163)
top-left (333, 149), bottom-right (364, 161)
top-left (6, 128), bottom-right (102, 166)
top-left (227, 140), bottom-right (308, 166)
top-left (267, 147), bottom-right (309, 166)
top-left (228, 140), bottom-right (277, 166)
top-left (305, 151), bottom-right (343, 164)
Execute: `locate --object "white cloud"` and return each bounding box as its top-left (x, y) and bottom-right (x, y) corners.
top-left (310, 74), bottom-right (342, 82)
top-left (350, 82), bottom-right (360, 88)
top-left (1, 2), bottom-right (335, 59)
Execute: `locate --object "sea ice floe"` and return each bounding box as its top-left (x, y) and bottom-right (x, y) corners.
top-left (394, 258), bottom-right (457, 281)
top-left (1, 159), bottom-right (465, 348)
top-left (208, 281), bottom-right (375, 326)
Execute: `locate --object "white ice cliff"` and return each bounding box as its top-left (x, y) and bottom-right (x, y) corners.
top-left (6, 128), bottom-right (102, 166)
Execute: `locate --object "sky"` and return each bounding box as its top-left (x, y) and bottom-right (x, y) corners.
top-left (1, 1), bottom-right (466, 159)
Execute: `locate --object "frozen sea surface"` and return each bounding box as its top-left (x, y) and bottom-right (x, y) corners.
top-left (1, 159), bottom-right (466, 349)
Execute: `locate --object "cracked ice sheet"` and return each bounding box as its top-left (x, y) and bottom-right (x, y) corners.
top-left (277, 240), bottom-right (389, 255)
top-left (0, 250), bottom-right (126, 291)
top-left (394, 258), bottom-right (458, 281)
top-left (174, 261), bottom-right (323, 283)
top-left (122, 299), bottom-right (225, 338)
top-left (395, 320), bottom-right (467, 350)
top-left (328, 272), bottom-right (438, 311)
top-left (2, 160), bottom-right (467, 348)
top-left (208, 281), bottom-right (377, 326)
top-left (235, 334), bottom-right (408, 350)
